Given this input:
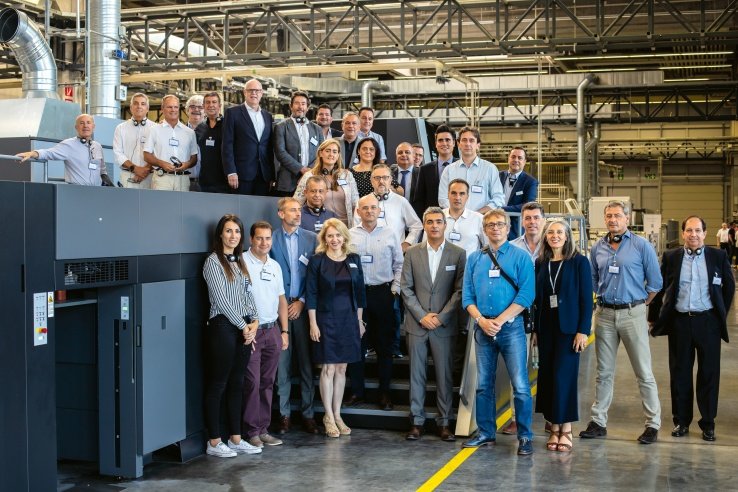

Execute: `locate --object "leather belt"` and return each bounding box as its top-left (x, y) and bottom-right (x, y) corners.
top-left (599, 299), bottom-right (646, 310)
top-left (189, 177), bottom-right (199, 182)
top-left (155, 167), bottom-right (190, 176)
top-left (366, 282), bottom-right (391, 289)
top-left (258, 321), bottom-right (277, 329)
top-left (676, 309), bottom-right (713, 317)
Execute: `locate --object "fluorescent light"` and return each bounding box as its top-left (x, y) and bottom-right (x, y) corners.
top-left (659, 65), bottom-right (731, 70)
top-left (559, 51), bottom-right (733, 61)
top-left (567, 68), bottom-right (637, 73)
top-left (664, 78), bottom-right (711, 82)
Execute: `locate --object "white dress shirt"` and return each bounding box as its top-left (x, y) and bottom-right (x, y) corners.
top-left (349, 223), bottom-right (403, 293)
top-left (427, 240), bottom-right (446, 283)
top-left (353, 192), bottom-right (422, 246)
top-left (443, 207), bottom-right (486, 258)
top-left (292, 117), bottom-right (311, 168)
top-left (244, 249), bottom-right (285, 323)
top-left (113, 119), bottom-right (151, 168)
top-left (144, 121), bottom-right (198, 165)
top-left (246, 104), bottom-right (265, 140)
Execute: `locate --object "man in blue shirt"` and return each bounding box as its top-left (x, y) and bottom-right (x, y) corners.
top-left (461, 209), bottom-right (535, 455)
top-left (299, 176), bottom-right (336, 234)
top-left (581, 200), bottom-right (663, 444)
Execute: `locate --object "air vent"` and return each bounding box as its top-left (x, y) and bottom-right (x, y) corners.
top-left (63, 260), bottom-right (129, 286)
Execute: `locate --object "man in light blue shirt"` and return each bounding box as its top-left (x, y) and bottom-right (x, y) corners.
top-left (438, 126), bottom-right (505, 213)
top-left (357, 107), bottom-right (387, 162)
top-left (461, 209), bottom-right (535, 455)
top-left (581, 200), bottom-right (663, 444)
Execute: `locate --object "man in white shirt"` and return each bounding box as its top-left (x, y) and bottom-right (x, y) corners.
top-left (243, 221), bottom-right (289, 448)
top-left (113, 92), bottom-right (152, 188)
top-left (185, 94), bottom-right (204, 191)
top-left (143, 94), bottom-right (198, 191)
top-left (717, 222), bottom-right (730, 253)
top-left (438, 126), bottom-right (505, 213)
top-left (443, 178), bottom-right (486, 258)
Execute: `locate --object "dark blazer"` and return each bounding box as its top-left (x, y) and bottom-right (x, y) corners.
top-left (391, 164), bottom-right (420, 205)
top-left (274, 119), bottom-right (324, 193)
top-left (306, 252), bottom-right (367, 312)
top-left (500, 170), bottom-right (538, 240)
top-left (336, 136), bottom-right (359, 167)
top-left (269, 227), bottom-right (318, 301)
top-left (649, 246), bottom-right (735, 342)
top-left (222, 105), bottom-right (274, 183)
top-left (325, 127), bottom-right (343, 138)
top-left (412, 160), bottom-right (445, 219)
top-left (534, 254), bottom-right (594, 336)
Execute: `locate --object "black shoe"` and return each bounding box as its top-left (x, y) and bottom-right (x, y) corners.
top-left (638, 426), bottom-right (658, 444)
top-left (671, 424), bottom-right (689, 437)
top-left (517, 438), bottom-right (533, 456)
top-left (378, 393), bottom-right (394, 411)
top-left (579, 421), bottom-right (607, 439)
top-left (702, 429), bottom-right (716, 442)
top-left (462, 434), bottom-right (496, 448)
top-left (343, 394), bottom-right (364, 407)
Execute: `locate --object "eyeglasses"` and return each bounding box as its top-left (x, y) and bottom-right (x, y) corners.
top-left (188, 105), bottom-right (203, 111)
top-left (371, 175), bottom-right (391, 181)
top-left (484, 222), bottom-right (508, 229)
top-left (245, 89), bottom-right (263, 94)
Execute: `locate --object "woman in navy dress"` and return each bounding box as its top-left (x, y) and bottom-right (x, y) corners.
top-left (534, 219), bottom-right (593, 453)
top-left (307, 218), bottom-right (366, 438)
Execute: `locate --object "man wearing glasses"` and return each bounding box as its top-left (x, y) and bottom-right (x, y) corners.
top-left (461, 209), bottom-right (535, 456)
top-left (222, 79), bottom-right (274, 196)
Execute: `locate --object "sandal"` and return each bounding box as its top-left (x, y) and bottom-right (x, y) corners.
top-left (557, 430), bottom-right (573, 453)
top-left (335, 418), bottom-right (351, 435)
top-left (546, 429), bottom-right (560, 451)
top-left (323, 415), bottom-right (340, 438)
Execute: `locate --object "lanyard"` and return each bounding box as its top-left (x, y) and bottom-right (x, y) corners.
top-left (548, 260), bottom-right (563, 293)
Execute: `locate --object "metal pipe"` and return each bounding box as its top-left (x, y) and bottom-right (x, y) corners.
top-left (361, 81), bottom-right (390, 108)
top-left (44, 0), bottom-right (50, 42)
top-left (590, 121), bottom-right (601, 197)
top-left (89, 0), bottom-right (121, 117)
top-left (576, 73), bottom-right (596, 214)
top-left (0, 8), bottom-right (59, 99)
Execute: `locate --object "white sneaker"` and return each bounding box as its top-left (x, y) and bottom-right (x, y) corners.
top-left (206, 441), bottom-right (237, 458)
top-left (228, 439), bottom-right (262, 455)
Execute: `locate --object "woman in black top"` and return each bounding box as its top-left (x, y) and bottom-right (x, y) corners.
top-left (202, 214), bottom-right (261, 458)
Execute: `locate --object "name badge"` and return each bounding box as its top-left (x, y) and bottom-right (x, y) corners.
top-left (489, 269), bottom-right (500, 278)
top-left (310, 136), bottom-right (318, 146)
top-left (608, 265), bottom-right (620, 274)
top-left (140, 136), bottom-right (147, 144)
top-left (471, 185), bottom-right (483, 194)
top-left (169, 138), bottom-right (179, 147)
top-left (445, 265), bottom-right (456, 272)
top-left (88, 162), bottom-right (98, 170)
top-left (349, 263), bottom-right (358, 269)
top-left (314, 222), bottom-right (323, 232)
top-left (206, 137), bottom-right (215, 147)
top-left (299, 254), bottom-right (309, 266)
top-left (713, 275), bottom-right (722, 286)
top-left (260, 270), bottom-right (272, 281)
top-left (379, 210), bottom-right (385, 219)
top-left (337, 178), bottom-right (347, 186)
top-left (361, 254), bottom-right (373, 264)
top-left (449, 231), bottom-right (461, 241)
top-left (515, 190), bottom-right (523, 196)
top-left (549, 294), bottom-right (558, 308)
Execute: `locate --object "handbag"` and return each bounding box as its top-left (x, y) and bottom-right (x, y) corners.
top-left (485, 248), bottom-right (534, 334)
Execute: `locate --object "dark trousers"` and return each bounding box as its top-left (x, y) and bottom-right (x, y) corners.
top-left (348, 283), bottom-right (395, 396)
top-left (203, 315), bottom-right (251, 440)
top-left (236, 176), bottom-right (270, 196)
top-left (668, 311), bottom-right (722, 430)
top-left (201, 183), bottom-right (230, 194)
top-left (242, 324), bottom-right (282, 437)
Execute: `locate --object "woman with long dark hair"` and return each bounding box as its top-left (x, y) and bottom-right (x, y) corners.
top-left (202, 214), bottom-right (261, 458)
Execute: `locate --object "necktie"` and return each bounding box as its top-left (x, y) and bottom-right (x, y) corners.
top-left (400, 170), bottom-right (410, 197)
top-left (509, 177), bottom-right (517, 188)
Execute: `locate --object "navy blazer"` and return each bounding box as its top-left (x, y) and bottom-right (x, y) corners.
top-left (649, 246), bottom-right (735, 342)
top-left (534, 254), bottom-right (594, 336)
top-left (306, 252), bottom-right (367, 312)
top-left (269, 227), bottom-right (318, 301)
top-left (391, 164), bottom-right (420, 205)
top-left (500, 170), bottom-right (538, 240)
top-left (222, 105), bottom-right (274, 183)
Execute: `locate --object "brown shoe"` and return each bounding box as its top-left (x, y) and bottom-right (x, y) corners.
top-left (277, 415), bottom-right (290, 435)
top-left (406, 425), bottom-right (423, 440)
top-left (438, 426), bottom-right (456, 442)
top-left (379, 394), bottom-right (394, 411)
top-left (501, 420), bottom-right (518, 435)
top-left (303, 417), bottom-right (319, 434)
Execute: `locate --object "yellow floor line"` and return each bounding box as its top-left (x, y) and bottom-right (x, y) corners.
top-left (417, 331), bottom-right (595, 492)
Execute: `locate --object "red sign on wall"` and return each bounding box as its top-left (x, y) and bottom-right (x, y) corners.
top-left (63, 86), bottom-right (73, 102)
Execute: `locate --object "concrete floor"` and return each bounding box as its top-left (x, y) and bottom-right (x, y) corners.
top-left (59, 293), bottom-right (738, 491)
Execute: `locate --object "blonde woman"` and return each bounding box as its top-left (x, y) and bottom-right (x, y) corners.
top-left (306, 218), bottom-right (366, 437)
top-left (295, 138), bottom-right (360, 227)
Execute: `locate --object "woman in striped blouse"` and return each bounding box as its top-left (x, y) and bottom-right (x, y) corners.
top-left (202, 214), bottom-right (261, 458)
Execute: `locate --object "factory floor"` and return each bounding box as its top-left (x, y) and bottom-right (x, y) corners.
top-left (59, 294), bottom-right (738, 491)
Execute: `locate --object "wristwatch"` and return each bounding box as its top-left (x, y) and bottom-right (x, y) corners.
top-left (475, 315), bottom-right (482, 324)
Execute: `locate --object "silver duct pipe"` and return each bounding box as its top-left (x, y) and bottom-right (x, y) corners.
top-left (361, 81), bottom-right (390, 108)
top-left (89, 0), bottom-right (120, 117)
top-left (576, 74), bottom-right (597, 213)
top-left (0, 8), bottom-right (59, 99)
top-left (588, 122), bottom-right (601, 198)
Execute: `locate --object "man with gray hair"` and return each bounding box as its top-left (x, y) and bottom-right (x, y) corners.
top-left (580, 200), bottom-right (663, 444)
top-left (402, 206), bottom-right (466, 442)
top-left (336, 111), bottom-right (361, 166)
top-left (113, 92), bottom-right (152, 188)
top-left (185, 94), bottom-right (204, 191)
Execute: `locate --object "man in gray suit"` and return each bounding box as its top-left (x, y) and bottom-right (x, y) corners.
top-left (274, 91), bottom-right (324, 196)
top-left (336, 111), bottom-right (360, 167)
top-left (401, 206), bottom-right (466, 442)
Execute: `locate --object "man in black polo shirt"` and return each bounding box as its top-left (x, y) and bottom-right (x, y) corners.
top-left (196, 92), bottom-right (229, 193)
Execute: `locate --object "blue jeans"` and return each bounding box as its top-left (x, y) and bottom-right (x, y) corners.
top-left (474, 317), bottom-right (533, 440)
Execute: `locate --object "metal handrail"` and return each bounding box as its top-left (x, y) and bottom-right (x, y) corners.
top-left (0, 153), bottom-right (49, 182)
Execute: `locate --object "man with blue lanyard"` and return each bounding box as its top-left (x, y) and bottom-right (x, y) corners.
top-left (461, 209), bottom-right (535, 455)
top-left (580, 200), bottom-right (663, 444)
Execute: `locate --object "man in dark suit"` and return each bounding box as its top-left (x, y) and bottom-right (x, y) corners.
top-left (222, 79), bottom-right (274, 195)
top-left (274, 91), bottom-right (324, 196)
top-left (315, 104), bottom-right (343, 140)
top-left (402, 207), bottom-right (466, 442)
top-left (500, 147), bottom-right (538, 240)
top-left (336, 112), bottom-right (360, 167)
top-left (391, 142), bottom-right (420, 204)
top-left (270, 197), bottom-right (320, 435)
top-left (412, 125), bottom-right (455, 219)
top-left (649, 215), bottom-right (734, 442)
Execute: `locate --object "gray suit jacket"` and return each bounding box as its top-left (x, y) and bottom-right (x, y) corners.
top-left (336, 136), bottom-right (360, 168)
top-left (401, 241), bottom-right (466, 338)
top-left (274, 118), bottom-right (323, 193)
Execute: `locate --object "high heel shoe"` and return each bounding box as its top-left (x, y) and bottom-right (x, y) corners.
top-left (323, 415), bottom-right (340, 438)
top-left (334, 417), bottom-right (351, 435)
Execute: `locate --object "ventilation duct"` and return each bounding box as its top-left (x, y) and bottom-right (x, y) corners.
top-left (0, 8), bottom-right (58, 99)
top-left (576, 74), bottom-right (597, 213)
top-left (89, 0), bottom-right (120, 117)
top-left (361, 81), bottom-right (390, 108)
